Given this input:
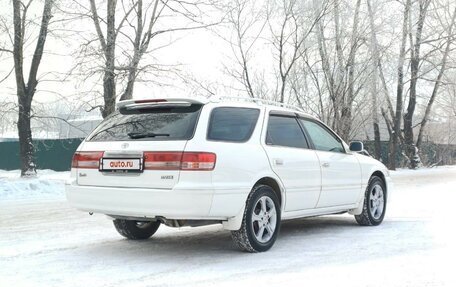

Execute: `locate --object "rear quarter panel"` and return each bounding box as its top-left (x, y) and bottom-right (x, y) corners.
top-left (185, 104), bottom-right (277, 216)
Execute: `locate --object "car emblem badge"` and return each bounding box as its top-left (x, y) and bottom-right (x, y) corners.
top-left (121, 143), bottom-right (129, 149)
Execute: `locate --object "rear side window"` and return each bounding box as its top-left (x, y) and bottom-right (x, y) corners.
top-left (207, 107), bottom-right (260, 142)
top-left (87, 104), bottom-right (202, 141)
top-left (266, 115), bottom-right (308, 148)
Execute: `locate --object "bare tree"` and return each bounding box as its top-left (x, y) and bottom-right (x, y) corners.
top-left (389, 0), bottom-right (411, 170)
top-left (271, 0), bottom-right (328, 104)
top-left (80, 0), bottom-right (218, 118)
top-left (366, 0), bottom-right (381, 160)
top-left (402, 0), bottom-right (430, 168)
top-left (221, 0), bottom-right (268, 98)
top-left (338, 0), bottom-right (361, 141)
top-left (89, 0), bottom-right (116, 118)
top-left (416, 6), bottom-right (456, 149)
top-left (312, 0), bottom-right (365, 140)
top-left (4, 0), bottom-right (55, 177)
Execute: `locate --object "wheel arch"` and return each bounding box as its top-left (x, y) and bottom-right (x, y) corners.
top-left (352, 170), bottom-right (388, 225)
top-left (371, 170), bottom-right (386, 191)
top-left (222, 176), bottom-right (284, 231)
top-left (349, 169), bottom-right (387, 216)
top-left (254, 177), bottom-right (283, 209)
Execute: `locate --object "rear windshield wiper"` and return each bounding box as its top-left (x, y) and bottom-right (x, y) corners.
top-left (127, 132), bottom-right (170, 139)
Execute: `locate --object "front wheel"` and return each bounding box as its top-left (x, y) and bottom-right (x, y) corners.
top-left (113, 219), bottom-right (161, 240)
top-left (231, 185), bottom-right (281, 252)
top-left (355, 176), bottom-right (387, 226)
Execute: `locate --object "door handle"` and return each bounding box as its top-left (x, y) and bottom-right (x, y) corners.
top-left (273, 159), bottom-right (284, 166)
top-left (322, 162), bottom-right (330, 168)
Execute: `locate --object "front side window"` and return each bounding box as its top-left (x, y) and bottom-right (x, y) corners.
top-left (87, 104), bottom-right (202, 141)
top-left (266, 115), bottom-right (308, 148)
top-left (207, 107), bottom-right (260, 142)
top-left (300, 119), bottom-right (345, 153)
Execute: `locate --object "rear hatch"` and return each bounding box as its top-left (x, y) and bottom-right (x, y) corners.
top-left (73, 100), bottom-right (204, 189)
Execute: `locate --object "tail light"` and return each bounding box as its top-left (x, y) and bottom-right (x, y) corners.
top-left (71, 152), bottom-right (104, 169)
top-left (143, 152), bottom-right (182, 170)
top-left (143, 152), bottom-right (216, 171)
top-left (71, 151), bottom-right (215, 171)
top-left (181, 152), bottom-right (216, 170)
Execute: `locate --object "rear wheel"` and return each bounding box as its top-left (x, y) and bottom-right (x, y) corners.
top-left (231, 185), bottom-right (281, 252)
top-left (355, 176), bottom-right (387, 226)
top-left (113, 219), bottom-right (161, 240)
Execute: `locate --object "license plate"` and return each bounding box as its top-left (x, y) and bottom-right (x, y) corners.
top-left (100, 158), bottom-right (143, 172)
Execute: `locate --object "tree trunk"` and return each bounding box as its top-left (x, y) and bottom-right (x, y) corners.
top-left (101, 0), bottom-right (117, 118)
top-left (390, 0), bottom-right (411, 170)
top-left (120, 0), bottom-right (143, 101)
top-left (313, 0), bottom-right (337, 130)
top-left (403, 0), bottom-right (429, 169)
top-left (367, 0), bottom-right (381, 160)
top-left (12, 0), bottom-right (53, 177)
top-left (17, 95), bottom-right (35, 176)
top-left (333, 0), bottom-right (345, 135)
top-left (339, 0), bottom-right (361, 141)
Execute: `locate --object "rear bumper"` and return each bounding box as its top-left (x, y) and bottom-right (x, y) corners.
top-left (65, 181), bottom-right (249, 220)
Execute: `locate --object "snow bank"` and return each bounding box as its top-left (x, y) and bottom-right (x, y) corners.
top-left (391, 164), bottom-right (456, 176)
top-left (0, 170), bottom-right (69, 201)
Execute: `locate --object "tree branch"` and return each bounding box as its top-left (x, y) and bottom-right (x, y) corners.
top-left (89, 0), bottom-right (107, 52)
top-left (27, 0), bottom-right (54, 95)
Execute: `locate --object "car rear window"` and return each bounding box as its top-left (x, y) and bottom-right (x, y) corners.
top-left (87, 104), bottom-right (202, 141)
top-left (207, 107), bottom-right (260, 142)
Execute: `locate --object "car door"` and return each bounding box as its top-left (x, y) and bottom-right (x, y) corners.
top-left (262, 112), bottom-right (322, 211)
top-left (298, 118), bottom-right (362, 207)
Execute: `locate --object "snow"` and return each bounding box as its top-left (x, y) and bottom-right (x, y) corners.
top-left (1, 166), bottom-right (456, 287)
top-left (0, 170), bottom-right (68, 201)
top-left (0, 131), bottom-right (61, 140)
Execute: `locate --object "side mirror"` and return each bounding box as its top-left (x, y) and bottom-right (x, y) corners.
top-left (349, 141), bottom-right (364, 152)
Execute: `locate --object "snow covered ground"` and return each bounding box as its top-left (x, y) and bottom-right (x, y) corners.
top-left (0, 170), bottom-right (68, 201)
top-left (1, 166), bottom-right (455, 287)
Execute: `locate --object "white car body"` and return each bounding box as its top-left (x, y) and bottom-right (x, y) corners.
top-left (66, 97), bottom-right (392, 231)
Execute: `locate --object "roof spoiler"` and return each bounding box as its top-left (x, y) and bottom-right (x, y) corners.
top-left (117, 98), bottom-right (207, 111)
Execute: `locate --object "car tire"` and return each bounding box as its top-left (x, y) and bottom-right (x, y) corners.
top-left (355, 176), bottom-right (387, 226)
top-left (113, 219), bottom-right (161, 240)
top-left (231, 185), bottom-right (281, 252)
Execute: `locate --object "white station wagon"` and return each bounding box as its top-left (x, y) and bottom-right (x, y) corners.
top-left (66, 97), bottom-right (392, 252)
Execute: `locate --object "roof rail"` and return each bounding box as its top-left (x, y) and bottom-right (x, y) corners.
top-left (211, 96), bottom-right (304, 112)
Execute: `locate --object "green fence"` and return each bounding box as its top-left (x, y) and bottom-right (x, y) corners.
top-left (0, 138), bottom-right (83, 171)
top-left (363, 140), bottom-right (456, 167)
top-left (1, 138), bottom-right (454, 171)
